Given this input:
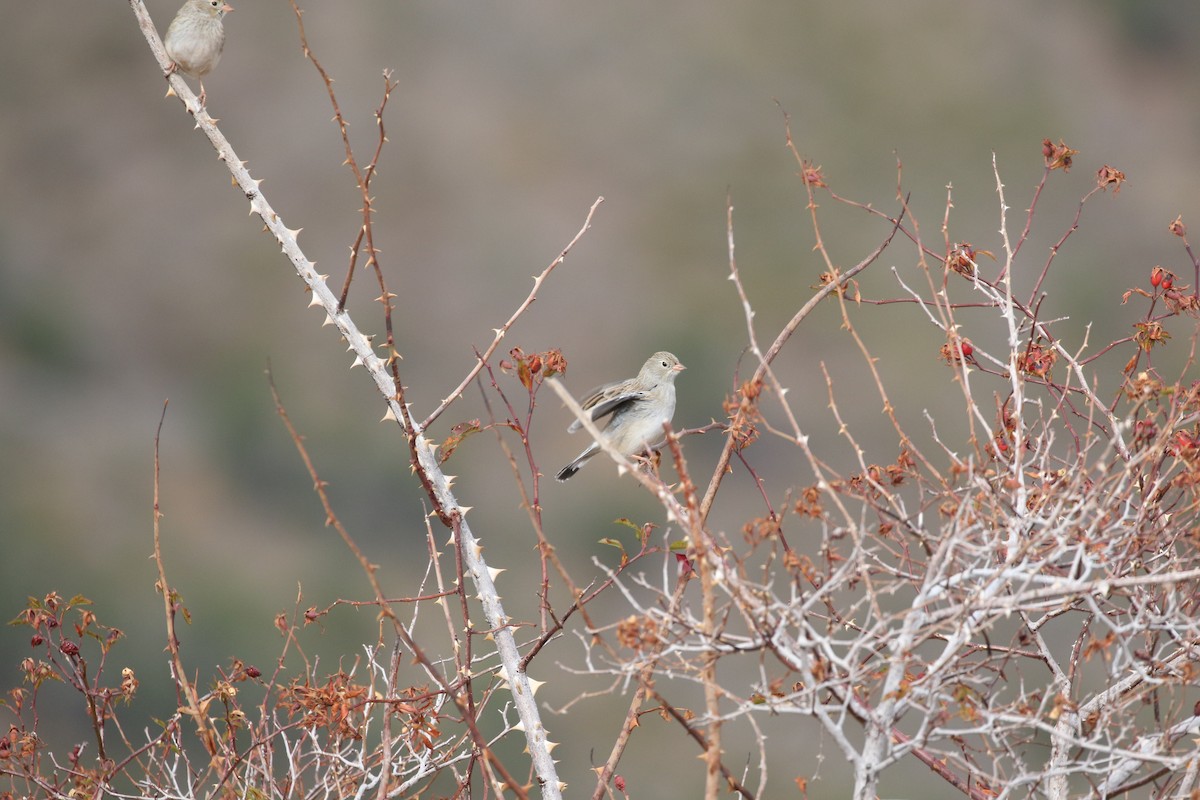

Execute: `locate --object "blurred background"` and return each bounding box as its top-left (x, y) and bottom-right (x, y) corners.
top-left (3, 1), bottom-right (1199, 796)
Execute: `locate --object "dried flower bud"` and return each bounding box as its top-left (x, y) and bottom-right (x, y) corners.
top-left (1042, 138), bottom-right (1078, 172)
top-left (1096, 165), bottom-right (1125, 193)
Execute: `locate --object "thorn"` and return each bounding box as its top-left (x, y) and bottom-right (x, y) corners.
top-left (323, 315), bottom-right (335, 327)
top-left (351, 355), bottom-right (364, 368)
top-left (381, 406), bottom-right (397, 422)
top-left (308, 294), bottom-right (323, 308)
top-left (487, 566), bottom-right (505, 582)
top-left (527, 678), bottom-right (545, 695)
top-left (286, 227), bottom-right (303, 239)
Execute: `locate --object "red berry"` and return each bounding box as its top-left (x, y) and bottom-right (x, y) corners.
top-left (1163, 276), bottom-right (1174, 290)
top-left (1151, 269), bottom-right (1162, 287)
top-left (960, 341), bottom-right (974, 357)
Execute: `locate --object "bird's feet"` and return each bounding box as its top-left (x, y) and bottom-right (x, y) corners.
top-left (628, 450), bottom-right (662, 473)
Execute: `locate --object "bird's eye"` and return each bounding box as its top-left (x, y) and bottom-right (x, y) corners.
top-left (661, 360), bottom-right (669, 367)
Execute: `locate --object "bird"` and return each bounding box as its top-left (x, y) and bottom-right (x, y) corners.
top-left (556, 351), bottom-right (685, 482)
top-left (164, 0), bottom-right (234, 106)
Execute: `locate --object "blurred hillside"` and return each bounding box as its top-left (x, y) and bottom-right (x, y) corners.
top-left (3, 2), bottom-right (1200, 796)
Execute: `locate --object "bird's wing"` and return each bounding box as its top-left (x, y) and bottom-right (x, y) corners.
top-left (567, 381), bottom-right (645, 433)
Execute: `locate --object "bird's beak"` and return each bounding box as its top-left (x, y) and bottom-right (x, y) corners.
top-left (222, 2), bottom-right (234, 11)
top-left (674, 363), bottom-right (686, 372)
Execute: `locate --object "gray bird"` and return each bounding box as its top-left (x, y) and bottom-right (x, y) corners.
top-left (556, 352), bottom-right (685, 481)
top-left (164, 0), bottom-right (234, 106)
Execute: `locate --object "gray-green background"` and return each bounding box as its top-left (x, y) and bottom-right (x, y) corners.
top-left (3, 2), bottom-right (1197, 796)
